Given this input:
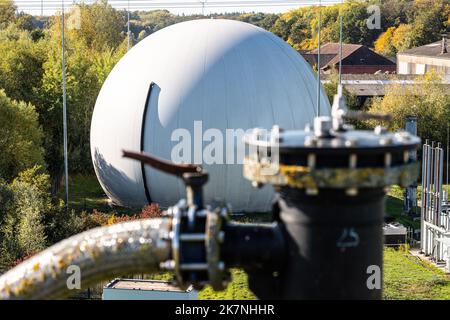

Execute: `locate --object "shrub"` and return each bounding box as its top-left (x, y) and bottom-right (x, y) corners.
top-left (0, 166), bottom-right (63, 268)
top-left (139, 203), bottom-right (162, 219)
top-left (9, 166), bottom-right (52, 255)
top-left (0, 90), bottom-right (44, 181)
top-left (71, 204), bottom-right (163, 231)
top-left (367, 72), bottom-right (450, 144)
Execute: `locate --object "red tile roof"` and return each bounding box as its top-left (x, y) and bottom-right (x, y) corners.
top-left (304, 43), bottom-right (395, 69)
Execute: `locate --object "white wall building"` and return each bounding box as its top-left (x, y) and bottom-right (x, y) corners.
top-left (397, 36), bottom-right (450, 75)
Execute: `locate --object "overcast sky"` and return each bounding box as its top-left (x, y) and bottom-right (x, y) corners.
top-left (14, 0), bottom-right (341, 16)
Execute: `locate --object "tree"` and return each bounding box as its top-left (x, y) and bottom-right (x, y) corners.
top-left (391, 24), bottom-right (414, 53)
top-left (0, 178), bottom-right (17, 269)
top-left (374, 23), bottom-right (415, 56)
top-left (137, 29), bottom-right (147, 42)
top-left (271, 12), bottom-right (297, 42)
top-left (339, 1), bottom-right (381, 47)
top-left (380, 0), bottom-right (412, 29)
top-left (50, 2), bottom-right (125, 52)
top-left (15, 12), bottom-right (35, 32)
top-left (39, 17), bottom-right (126, 191)
top-left (133, 9), bottom-right (184, 36)
top-left (0, 166), bottom-right (51, 266)
top-left (0, 90), bottom-right (44, 181)
top-left (367, 72), bottom-right (450, 144)
top-left (38, 36), bottom-right (98, 188)
top-left (0, 24), bottom-right (46, 105)
top-left (270, 1), bottom-right (384, 50)
top-left (374, 27), bottom-right (396, 57)
top-left (0, 0), bottom-right (16, 29)
top-left (409, 0), bottom-right (448, 47)
top-left (251, 13), bottom-right (279, 31)
top-left (12, 180), bottom-right (48, 256)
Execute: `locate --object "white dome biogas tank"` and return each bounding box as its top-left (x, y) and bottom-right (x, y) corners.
top-left (90, 19), bottom-right (330, 212)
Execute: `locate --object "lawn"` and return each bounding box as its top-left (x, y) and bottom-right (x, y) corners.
top-left (386, 185), bottom-right (420, 229)
top-left (66, 176), bottom-right (450, 300)
top-left (143, 249), bottom-right (450, 300)
top-left (201, 249), bottom-right (450, 300)
top-left (384, 248), bottom-right (450, 300)
top-left (62, 174), bottom-right (139, 215)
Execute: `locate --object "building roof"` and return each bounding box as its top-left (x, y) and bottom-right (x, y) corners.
top-left (399, 40), bottom-right (450, 60)
top-left (304, 43), bottom-right (395, 70)
top-left (309, 43), bottom-right (363, 64)
top-left (321, 74), bottom-right (418, 81)
top-left (105, 279), bottom-right (191, 292)
top-left (300, 53), bottom-right (336, 68)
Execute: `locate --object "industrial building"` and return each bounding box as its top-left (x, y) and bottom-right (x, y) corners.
top-left (397, 36), bottom-right (450, 75)
top-left (301, 43), bottom-right (396, 74)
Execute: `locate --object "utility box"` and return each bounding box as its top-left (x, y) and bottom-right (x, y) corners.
top-left (102, 279), bottom-right (198, 300)
top-left (384, 223), bottom-right (407, 246)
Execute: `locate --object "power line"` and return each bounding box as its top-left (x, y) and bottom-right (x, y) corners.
top-left (15, 0), bottom-right (342, 12)
top-left (15, 0), bottom-right (340, 4)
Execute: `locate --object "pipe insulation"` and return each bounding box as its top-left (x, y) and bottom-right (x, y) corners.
top-left (0, 218), bottom-right (171, 300)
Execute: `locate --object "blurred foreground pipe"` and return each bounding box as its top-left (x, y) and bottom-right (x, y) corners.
top-left (0, 218), bottom-right (171, 300)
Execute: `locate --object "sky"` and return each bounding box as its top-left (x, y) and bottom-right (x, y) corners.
top-left (14, 0), bottom-right (341, 16)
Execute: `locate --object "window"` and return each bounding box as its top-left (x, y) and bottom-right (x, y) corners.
top-left (415, 64), bottom-right (426, 75)
top-left (398, 61), bottom-right (410, 74)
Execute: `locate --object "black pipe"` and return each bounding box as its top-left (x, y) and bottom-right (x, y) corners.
top-left (221, 222), bottom-right (287, 300)
top-left (222, 188), bottom-right (385, 299)
top-left (182, 173), bottom-right (208, 209)
top-left (222, 222), bottom-right (286, 271)
top-left (274, 187), bottom-right (385, 300)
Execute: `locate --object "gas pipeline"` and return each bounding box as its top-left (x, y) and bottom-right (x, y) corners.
top-left (0, 89), bottom-right (420, 300)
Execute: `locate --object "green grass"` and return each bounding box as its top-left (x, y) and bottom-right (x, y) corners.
top-left (384, 248), bottom-right (450, 300)
top-left (198, 249), bottom-right (450, 300)
top-left (63, 174), bottom-right (138, 214)
top-left (66, 176), bottom-right (450, 300)
top-left (200, 270), bottom-right (256, 300)
top-left (145, 249), bottom-right (450, 300)
top-left (386, 185), bottom-right (420, 229)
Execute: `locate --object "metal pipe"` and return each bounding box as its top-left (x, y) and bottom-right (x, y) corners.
top-left (439, 145), bottom-right (442, 224)
top-left (222, 222), bottom-right (286, 270)
top-left (127, 0), bottom-right (130, 51)
top-left (276, 188), bottom-right (385, 299)
top-left (404, 117), bottom-right (417, 215)
top-left (445, 124), bottom-right (450, 221)
top-left (0, 218), bottom-right (171, 300)
top-left (338, 0), bottom-right (343, 85)
top-left (421, 141), bottom-right (428, 252)
top-left (428, 143), bottom-right (432, 223)
top-left (62, 0), bottom-right (69, 212)
top-left (316, 0), bottom-right (322, 116)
